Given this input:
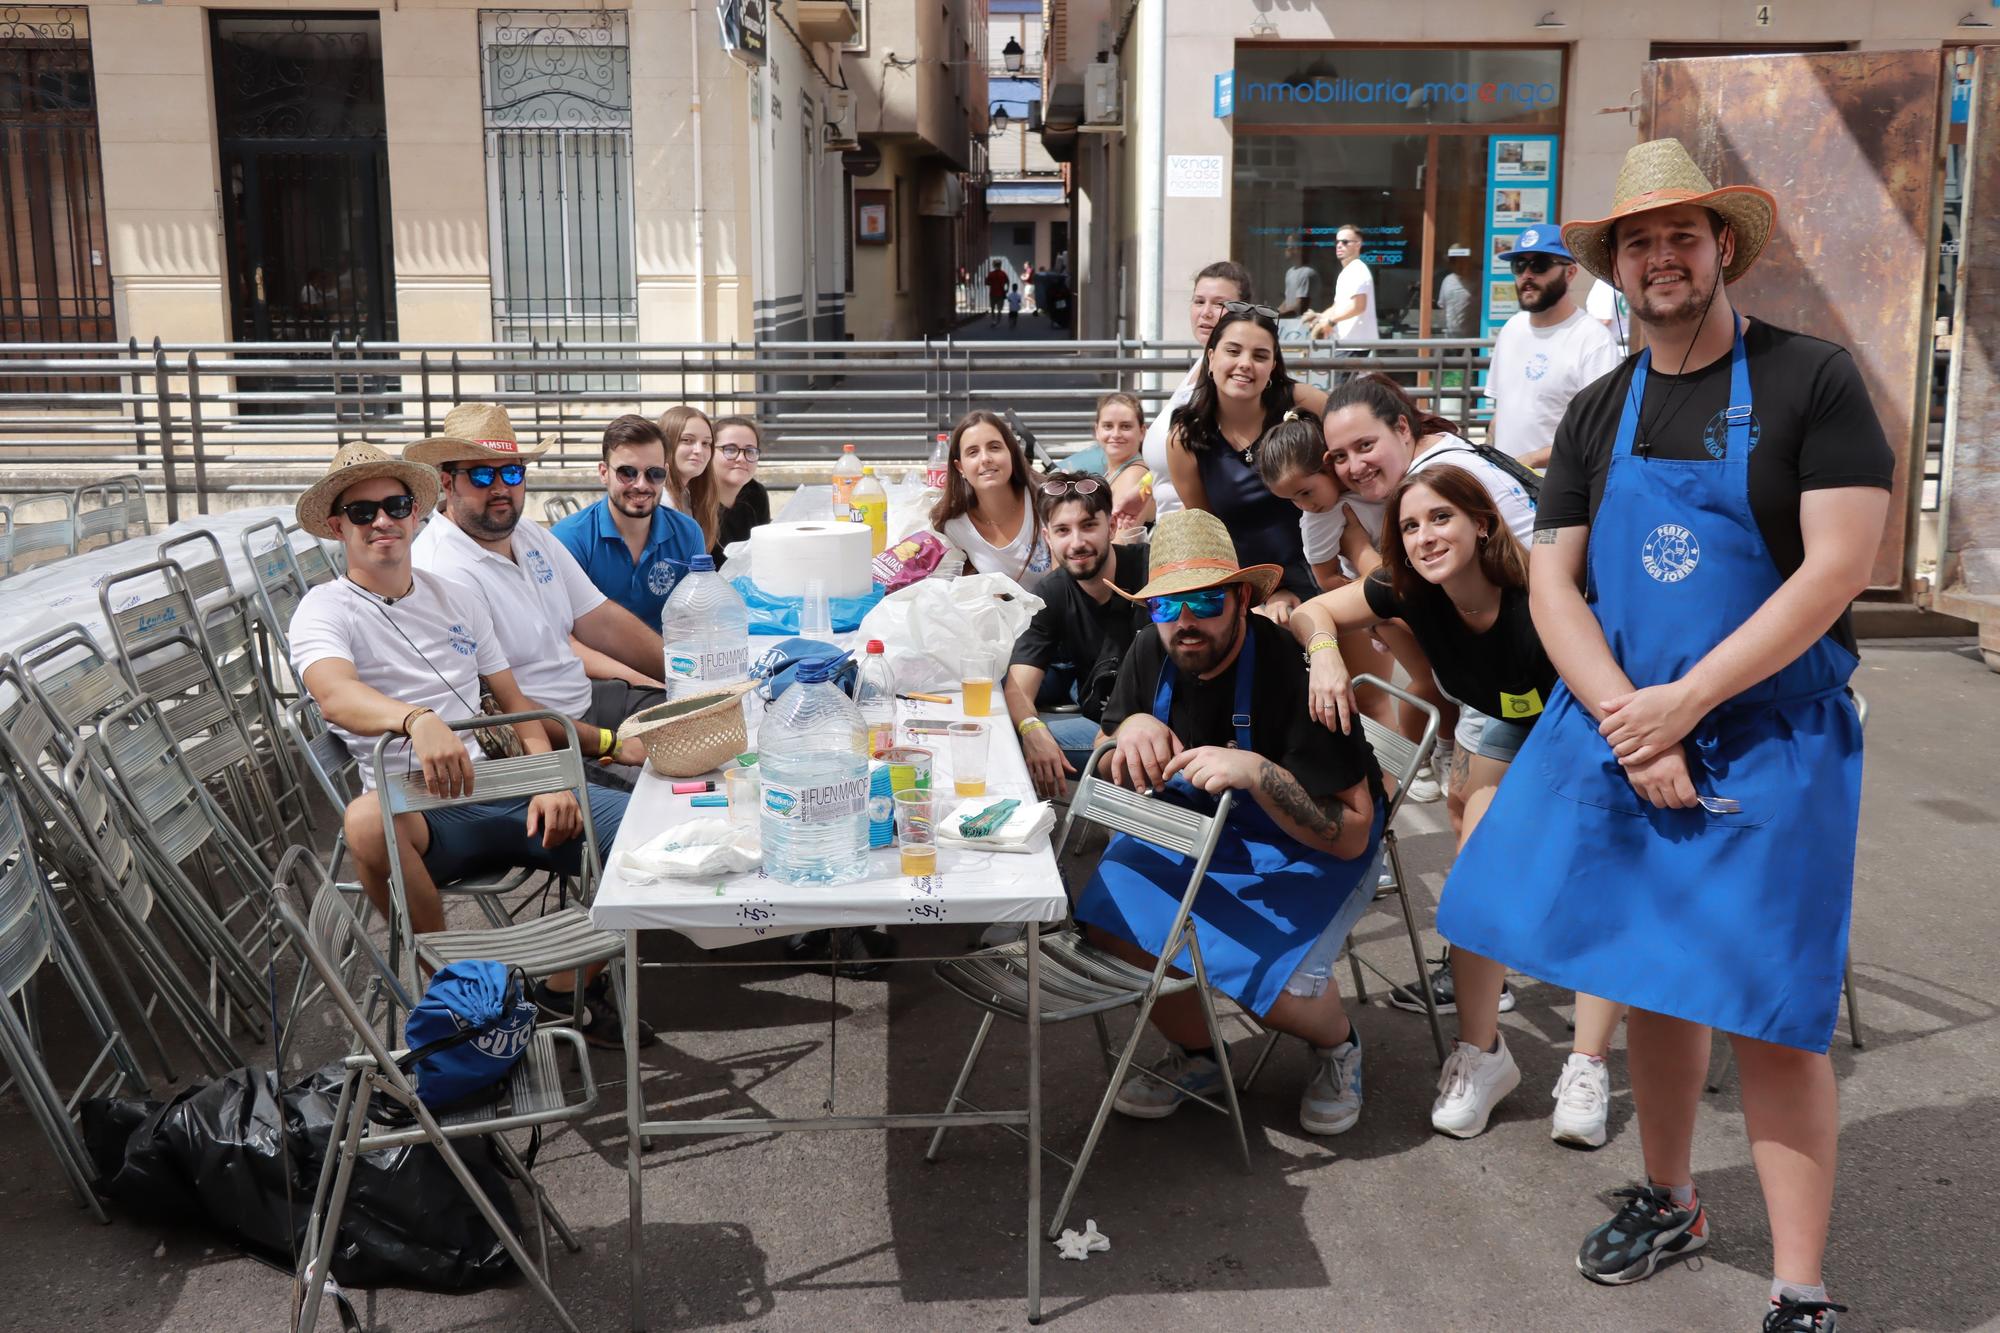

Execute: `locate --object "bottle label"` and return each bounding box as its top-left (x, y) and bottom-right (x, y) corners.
top-left (924, 464), bottom-right (948, 489)
top-left (762, 774), bottom-right (871, 823)
top-left (667, 644), bottom-right (749, 680)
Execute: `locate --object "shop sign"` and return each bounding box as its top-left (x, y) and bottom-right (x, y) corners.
top-left (1214, 70), bottom-right (1234, 119)
top-left (1232, 47), bottom-right (1563, 128)
top-left (1167, 155), bottom-right (1225, 198)
top-left (1239, 76), bottom-right (1558, 111)
top-left (718, 0), bottom-right (768, 68)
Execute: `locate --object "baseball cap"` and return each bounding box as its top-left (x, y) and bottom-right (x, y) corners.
top-left (1497, 226), bottom-right (1575, 263)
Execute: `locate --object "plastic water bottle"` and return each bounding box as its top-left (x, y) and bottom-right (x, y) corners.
top-left (659, 554), bottom-right (749, 699)
top-left (759, 658), bottom-right (872, 886)
top-left (831, 443), bottom-right (863, 512)
top-left (925, 431), bottom-right (951, 492)
top-left (848, 466), bottom-right (888, 555)
top-left (854, 639), bottom-right (897, 757)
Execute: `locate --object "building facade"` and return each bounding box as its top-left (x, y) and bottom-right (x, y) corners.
top-left (983, 0), bottom-right (1067, 313)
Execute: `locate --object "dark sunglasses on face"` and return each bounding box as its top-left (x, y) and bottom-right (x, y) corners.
top-left (717, 444), bottom-right (759, 462)
top-left (1510, 255), bottom-right (1562, 276)
top-left (449, 463), bottom-right (527, 488)
top-left (613, 464), bottom-right (670, 484)
top-left (1039, 477), bottom-right (1102, 498)
top-left (1222, 300), bottom-right (1282, 321)
top-left (1147, 588), bottom-right (1230, 624)
top-left (339, 494), bottom-right (416, 525)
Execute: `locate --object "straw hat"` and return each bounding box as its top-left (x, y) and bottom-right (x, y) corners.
top-left (1560, 138), bottom-right (1777, 287)
top-left (295, 440), bottom-right (440, 540)
top-left (1116, 509), bottom-right (1283, 605)
top-left (405, 403), bottom-right (552, 467)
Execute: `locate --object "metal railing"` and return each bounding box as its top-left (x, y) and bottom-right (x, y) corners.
top-left (0, 335), bottom-right (1494, 520)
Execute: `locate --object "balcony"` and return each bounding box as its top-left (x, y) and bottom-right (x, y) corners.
top-left (795, 0), bottom-right (860, 44)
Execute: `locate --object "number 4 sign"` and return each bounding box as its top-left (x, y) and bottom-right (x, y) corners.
top-left (1754, 4), bottom-right (1772, 25)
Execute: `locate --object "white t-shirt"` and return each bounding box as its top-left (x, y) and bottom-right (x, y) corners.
top-left (943, 506), bottom-right (1052, 584)
top-left (1283, 264), bottom-right (1315, 308)
top-left (1585, 279), bottom-right (1629, 351)
top-left (1299, 498), bottom-right (1386, 582)
top-left (1140, 358), bottom-right (1202, 518)
top-left (411, 513), bottom-right (607, 717)
top-left (1486, 307), bottom-right (1622, 461)
top-left (288, 571), bottom-right (506, 789)
top-left (1333, 260), bottom-right (1379, 344)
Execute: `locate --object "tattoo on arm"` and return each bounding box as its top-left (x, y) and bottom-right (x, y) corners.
top-left (1256, 759), bottom-right (1346, 842)
top-left (1533, 529), bottom-right (1560, 545)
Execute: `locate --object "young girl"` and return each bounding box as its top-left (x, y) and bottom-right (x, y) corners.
top-left (657, 404), bottom-right (719, 548)
top-left (930, 409), bottom-right (1052, 583)
top-left (1290, 464), bottom-right (1623, 1148)
top-left (707, 415), bottom-right (769, 561)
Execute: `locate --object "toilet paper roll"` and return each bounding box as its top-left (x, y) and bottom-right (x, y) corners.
top-left (749, 521), bottom-right (876, 599)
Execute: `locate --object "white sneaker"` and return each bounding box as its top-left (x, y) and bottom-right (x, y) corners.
top-left (1405, 763), bottom-right (1443, 804)
top-left (1299, 1037), bottom-right (1364, 1136)
top-left (1430, 1037), bottom-right (1521, 1139)
top-left (1550, 1052), bottom-right (1611, 1149)
top-left (1112, 1046), bottom-right (1225, 1120)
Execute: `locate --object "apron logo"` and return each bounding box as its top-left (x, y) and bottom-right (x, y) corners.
top-left (1701, 407), bottom-right (1761, 459)
top-left (1641, 524), bottom-right (1701, 584)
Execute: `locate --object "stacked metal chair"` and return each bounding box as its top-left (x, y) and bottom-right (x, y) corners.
top-left (541, 494), bottom-right (582, 524)
top-left (0, 492), bottom-right (77, 576)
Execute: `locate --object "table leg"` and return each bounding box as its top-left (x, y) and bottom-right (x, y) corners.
top-left (624, 930), bottom-right (645, 1332)
top-left (1026, 919), bottom-right (1042, 1325)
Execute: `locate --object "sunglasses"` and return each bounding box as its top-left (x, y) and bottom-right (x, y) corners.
top-left (338, 494), bottom-right (416, 525)
top-left (613, 464), bottom-right (670, 484)
top-left (1039, 477), bottom-right (1102, 498)
top-left (1510, 255), bottom-right (1564, 276)
top-left (1222, 300), bottom-right (1281, 321)
top-left (448, 463), bottom-right (527, 488)
top-left (1146, 588), bottom-right (1230, 624)
top-left (717, 444), bottom-right (759, 462)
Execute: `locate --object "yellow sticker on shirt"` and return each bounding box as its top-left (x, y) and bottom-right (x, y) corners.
top-left (1497, 688), bottom-right (1544, 719)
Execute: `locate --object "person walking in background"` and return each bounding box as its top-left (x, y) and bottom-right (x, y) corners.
top-left (1306, 224), bottom-right (1379, 363)
top-left (1487, 228), bottom-right (1622, 470)
top-left (1007, 283), bottom-right (1023, 329)
top-left (986, 261), bottom-right (1009, 325)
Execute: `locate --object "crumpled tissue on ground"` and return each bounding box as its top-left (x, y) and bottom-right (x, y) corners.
top-left (1055, 1218), bottom-right (1110, 1261)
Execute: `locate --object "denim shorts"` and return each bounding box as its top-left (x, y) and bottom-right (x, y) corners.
top-left (421, 786), bottom-right (629, 885)
top-left (1453, 705), bottom-right (1534, 764)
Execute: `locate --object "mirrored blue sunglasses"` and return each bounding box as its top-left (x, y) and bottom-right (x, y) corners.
top-left (1146, 588), bottom-right (1230, 624)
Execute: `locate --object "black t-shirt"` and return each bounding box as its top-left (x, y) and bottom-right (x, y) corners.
top-left (1101, 615), bottom-right (1382, 803)
top-left (712, 479), bottom-right (771, 561)
top-left (1538, 320), bottom-right (1893, 654)
top-left (1363, 572), bottom-right (1555, 724)
top-left (1009, 545), bottom-right (1149, 722)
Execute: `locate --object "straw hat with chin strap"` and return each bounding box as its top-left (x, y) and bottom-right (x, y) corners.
top-left (1560, 138), bottom-right (1777, 288)
top-left (406, 403), bottom-right (552, 467)
top-left (1116, 508), bottom-right (1284, 605)
top-left (295, 440), bottom-right (440, 540)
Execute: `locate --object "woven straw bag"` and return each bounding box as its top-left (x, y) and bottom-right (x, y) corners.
top-left (616, 683), bottom-right (756, 778)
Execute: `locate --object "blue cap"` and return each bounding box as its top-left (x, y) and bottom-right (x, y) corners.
top-left (793, 654), bottom-right (851, 684)
top-left (1497, 226), bottom-right (1575, 263)
top-left (688, 554), bottom-right (716, 573)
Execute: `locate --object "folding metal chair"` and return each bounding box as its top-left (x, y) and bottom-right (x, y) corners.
top-left (0, 502), bottom-right (11, 577)
top-left (240, 518), bottom-right (312, 691)
top-left (4, 492), bottom-right (77, 574)
top-left (71, 481), bottom-right (131, 552)
top-left (270, 848), bottom-right (597, 1333)
top-left (0, 777), bottom-right (150, 1222)
top-left (927, 741), bottom-right (1251, 1240)
top-left (541, 494), bottom-right (582, 524)
top-left (372, 713), bottom-right (625, 1031)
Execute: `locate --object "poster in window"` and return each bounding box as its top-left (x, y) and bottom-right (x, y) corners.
top-left (1490, 232), bottom-right (1521, 275)
top-left (1491, 188), bottom-right (1548, 227)
top-left (1493, 138), bottom-right (1551, 181)
top-left (1488, 280), bottom-right (1521, 320)
top-left (856, 189), bottom-right (892, 246)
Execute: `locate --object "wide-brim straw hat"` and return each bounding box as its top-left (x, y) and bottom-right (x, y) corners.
top-left (296, 440), bottom-right (440, 540)
top-left (405, 403), bottom-right (552, 466)
top-left (1115, 508), bottom-right (1284, 604)
top-left (1560, 138), bottom-right (1777, 287)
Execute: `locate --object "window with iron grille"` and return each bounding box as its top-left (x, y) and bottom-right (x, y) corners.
top-left (480, 11), bottom-right (635, 390)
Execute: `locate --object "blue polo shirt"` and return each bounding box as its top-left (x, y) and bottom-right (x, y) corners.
top-left (550, 498), bottom-right (706, 627)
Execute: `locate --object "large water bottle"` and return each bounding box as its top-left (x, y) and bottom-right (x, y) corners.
top-left (759, 658), bottom-right (872, 885)
top-left (659, 554), bottom-right (750, 699)
top-left (854, 639), bottom-right (897, 757)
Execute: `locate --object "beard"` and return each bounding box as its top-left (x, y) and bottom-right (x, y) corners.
top-left (457, 493), bottom-right (521, 541)
top-left (1062, 542), bottom-right (1110, 581)
top-left (1163, 621), bottom-right (1233, 674)
top-left (611, 490), bottom-right (658, 521)
top-left (1517, 268), bottom-right (1570, 314)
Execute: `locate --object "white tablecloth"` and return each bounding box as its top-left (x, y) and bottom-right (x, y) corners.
top-left (589, 693), bottom-right (1067, 947)
top-left (0, 505), bottom-right (318, 658)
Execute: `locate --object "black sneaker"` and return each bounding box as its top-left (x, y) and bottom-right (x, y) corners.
top-left (1765, 1298), bottom-right (1845, 1332)
top-left (1576, 1184), bottom-right (1708, 1285)
top-left (1387, 947), bottom-right (1516, 1016)
top-left (581, 974), bottom-right (657, 1050)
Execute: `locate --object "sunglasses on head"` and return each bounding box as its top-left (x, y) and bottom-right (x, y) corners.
top-left (613, 464), bottom-right (670, 484)
top-left (1222, 300), bottom-right (1281, 321)
top-left (717, 444), bottom-right (759, 462)
top-left (338, 494), bottom-right (416, 525)
top-left (1039, 477), bottom-right (1102, 498)
top-left (1146, 588), bottom-right (1231, 624)
top-left (1510, 255), bottom-right (1563, 276)
top-left (448, 462), bottom-right (526, 488)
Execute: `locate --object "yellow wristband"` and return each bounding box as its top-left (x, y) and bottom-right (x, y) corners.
top-left (1307, 634), bottom-right (1338, 655)
top-left (1017, 717), bottom-right (1048, 737)
top-left (598, 726), bottom-right (614, 757)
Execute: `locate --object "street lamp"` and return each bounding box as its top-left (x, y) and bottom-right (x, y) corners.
top-left (989, 105), bottom-right (1011, 135)
top-left (1001, 36), bottom-right (1024, 73)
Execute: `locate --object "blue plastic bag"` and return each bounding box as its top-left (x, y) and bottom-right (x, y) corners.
top-left (751, 638), bottom-right (856, 703)
top-left (732, 576), bottom-right (885, 635)
top-left (402, 962), bottom-right (537, 1109)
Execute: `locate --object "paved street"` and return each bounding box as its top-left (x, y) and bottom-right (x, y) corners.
top-left (3, 635), bottom-right (1995, 1333)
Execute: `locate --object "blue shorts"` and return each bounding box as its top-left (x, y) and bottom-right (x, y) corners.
top-left (421, 786), bottom-right (629, 885)
top-left (1454, 705), bottom-right (1534, 764)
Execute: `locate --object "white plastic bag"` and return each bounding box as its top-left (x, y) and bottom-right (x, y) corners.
top-left (855, 571), bottom-right (1045, 692)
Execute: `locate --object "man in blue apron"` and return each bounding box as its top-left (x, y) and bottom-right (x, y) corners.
top-left (1436, 140), bottom-right (1894, 1332)
top-left (1073, 510), bottom-right (1386, 1137)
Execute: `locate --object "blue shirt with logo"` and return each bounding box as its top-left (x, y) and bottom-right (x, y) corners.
top-left (550, 497), bottom-right (706, 628)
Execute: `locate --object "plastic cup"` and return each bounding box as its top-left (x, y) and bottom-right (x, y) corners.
top-left (801, 578), bottom-right (833, 640)
top-left (961, 675), bottom-right (993, 717)
top-left (725, 765), bottom-right (759, 832)
top-left (893, 788), bottom-right (936, 876)
top-left (947, 721), bottom-right (988, 796)
top-left (882, 745), bottom-right (933, 797)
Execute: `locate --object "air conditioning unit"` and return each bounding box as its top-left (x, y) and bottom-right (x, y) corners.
top-left (1082, 52), bottom-right (1121, 131)
top-left (823, 88), bottom-right (859, 150)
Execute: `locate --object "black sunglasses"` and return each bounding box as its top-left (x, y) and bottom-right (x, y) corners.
top-left (1510, 255), bottom-right (1564, 276)
top-left (1039, 477), bottom-right (1102, 498)
top-left (1223, 300), bottom-right (1281, 321)
top-left (613, 464), bottom-right (670, 484)
top-left (338, 494), bottom-right (416, 525)
top-left (447, 462), bottom-right (527, 488)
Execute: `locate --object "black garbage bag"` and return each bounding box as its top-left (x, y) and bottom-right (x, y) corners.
top-left (82, 1062), bottom-right (520, 1289)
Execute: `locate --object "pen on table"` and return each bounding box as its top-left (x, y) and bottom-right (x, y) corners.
top-left (673, 780), bottom-right (717, 794)
top-left (898, 692), bottom-right (952, 705)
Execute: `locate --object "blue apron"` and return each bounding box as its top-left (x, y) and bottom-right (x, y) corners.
top-left (1073, 626), bottom-right (1384, 1017)
top-left (1436, 319), bottom-right (1864, 1052)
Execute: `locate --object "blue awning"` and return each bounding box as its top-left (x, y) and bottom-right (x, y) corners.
top-left (986, 181), bottom-right (1068, 206)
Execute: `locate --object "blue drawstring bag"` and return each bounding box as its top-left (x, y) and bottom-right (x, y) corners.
top-left (401, 962), bottom-right (537, 1109)
top-left (732, 575), bottom-right (886, 635)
